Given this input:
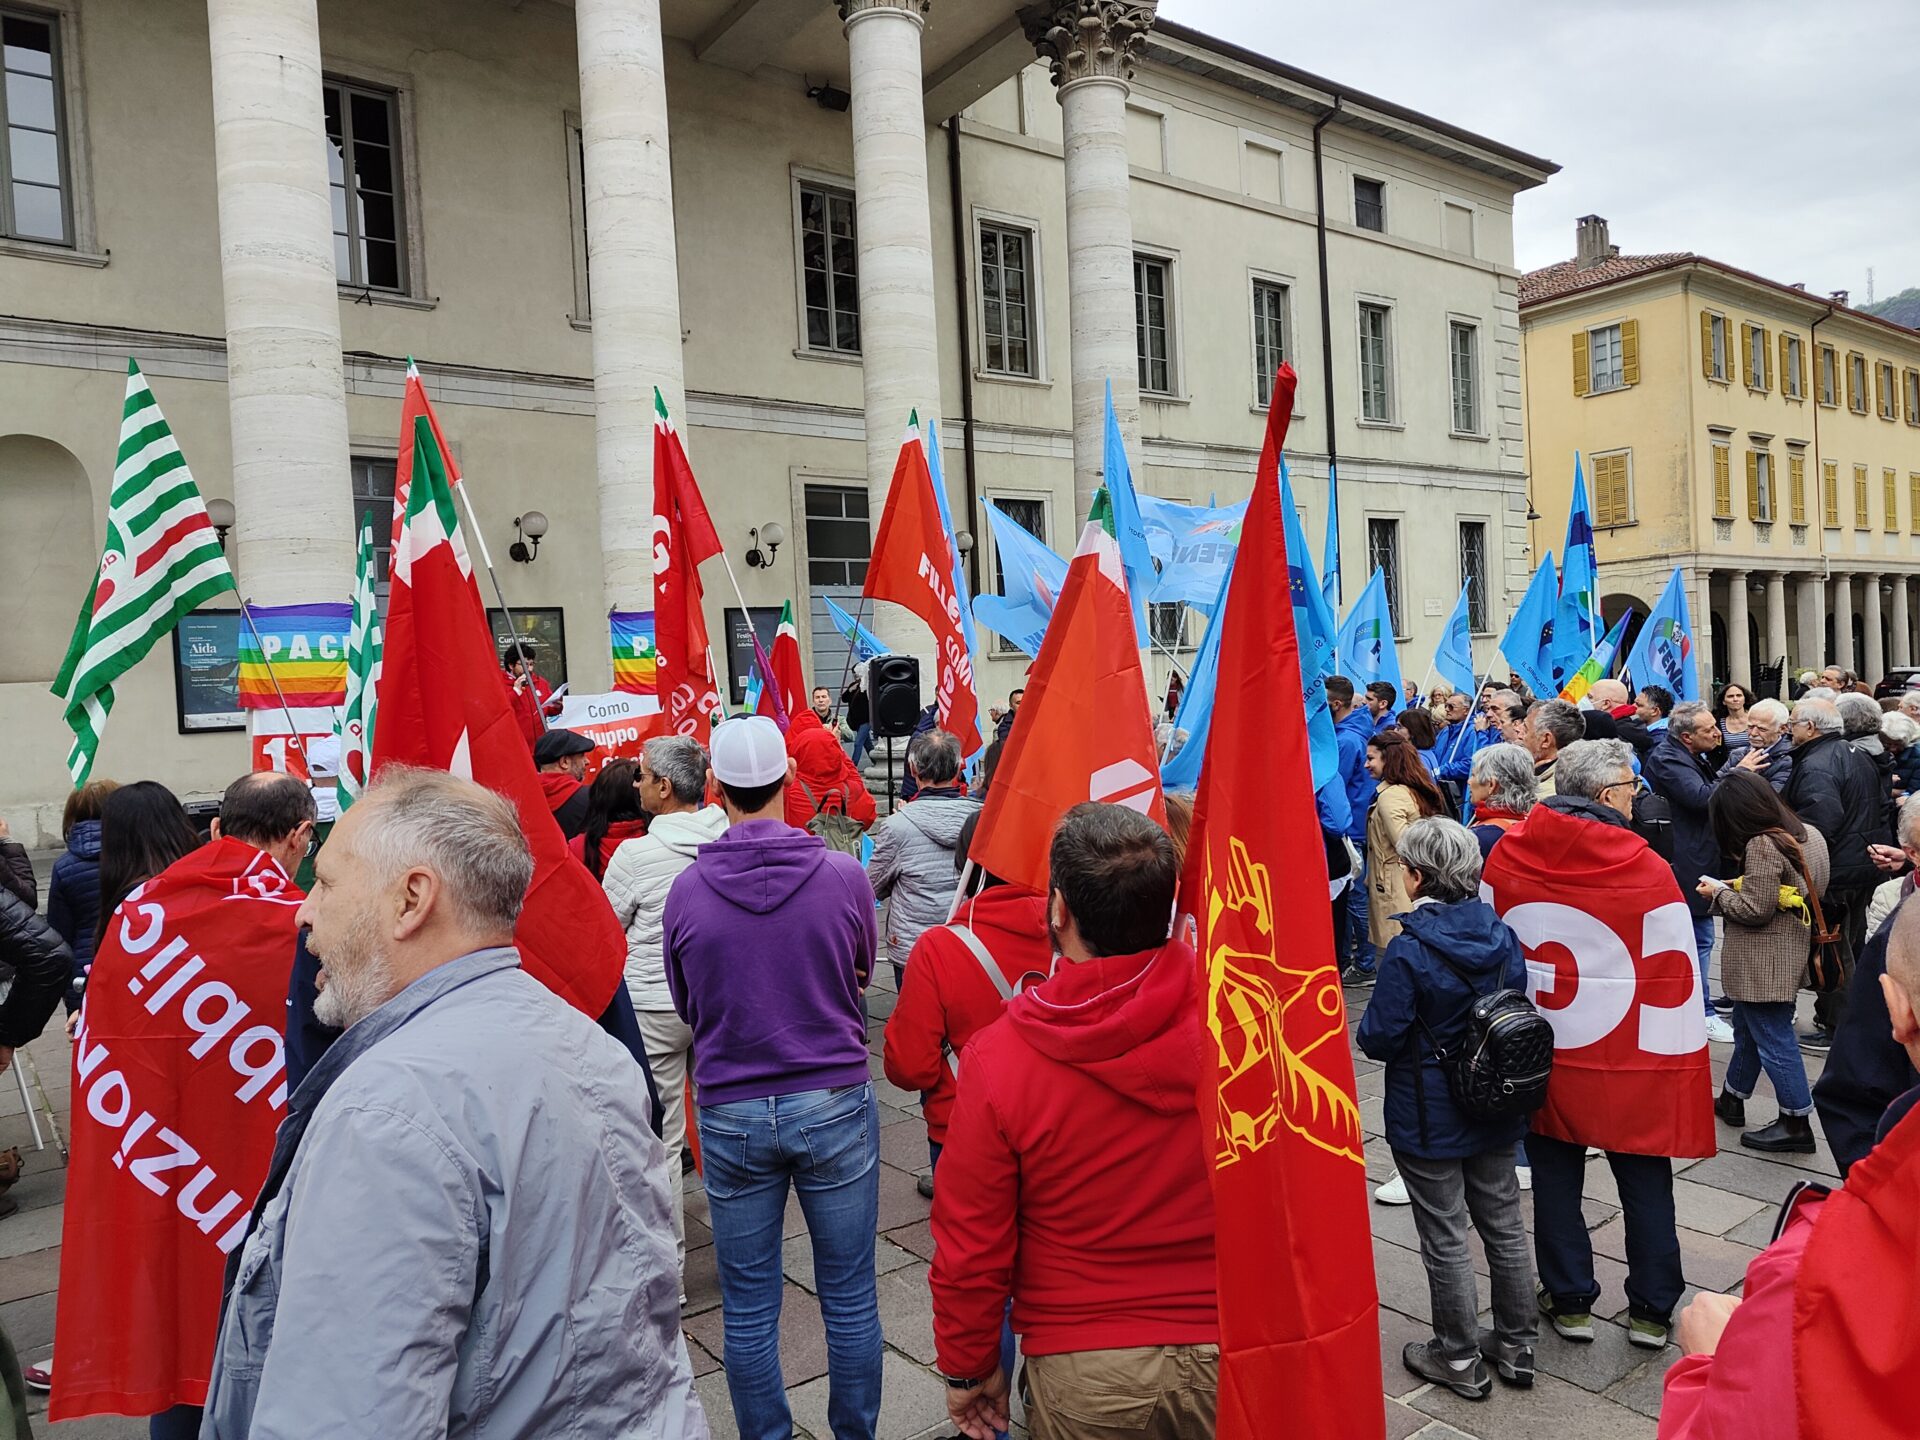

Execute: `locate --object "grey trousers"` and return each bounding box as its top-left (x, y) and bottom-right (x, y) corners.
top-left (1392, 1145), bottom-right (1539, 1359)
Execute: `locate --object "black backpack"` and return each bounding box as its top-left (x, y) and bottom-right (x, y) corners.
top-left (1416, 953), bottom-right (1555, 1124)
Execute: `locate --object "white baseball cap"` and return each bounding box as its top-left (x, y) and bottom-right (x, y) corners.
top-left (710, 714), bottom-right (789, 788)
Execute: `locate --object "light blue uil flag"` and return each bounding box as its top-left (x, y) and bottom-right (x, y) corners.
top-left (1499, 552), bottom-right (1560, 700)
top-left (1335, 567), bottom-right (1403, 699)
top-left (1622, 566), bottom-right (1701, 702)
top-left (1159, 551), bottom-right (1236, 791)
top-left (972, 501), bottom-right (1070, 660)
top-left (1101, 379), bottom-right (1155, 647)
top-left (1433, 582), bottom-right (1478, 696)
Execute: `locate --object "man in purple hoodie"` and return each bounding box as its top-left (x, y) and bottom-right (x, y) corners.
top-left (664, 714), bottom-right (881, 1440)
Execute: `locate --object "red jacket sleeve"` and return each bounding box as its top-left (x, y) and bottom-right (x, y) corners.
top-left (884, 932), bottom-right (949, 1093)
top-left (929, 1037), bottom-right (1020, 1381)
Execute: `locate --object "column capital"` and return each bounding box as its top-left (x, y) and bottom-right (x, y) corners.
top-left (1022, 0), bottom-right (1158, 91)
top-left (838, 0), bottom-right (930, 27)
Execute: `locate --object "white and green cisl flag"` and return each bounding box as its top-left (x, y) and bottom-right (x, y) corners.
top-left (336, 515), bottom-right (383, 811)
top-left (52, 359), bottom-right (236, 783)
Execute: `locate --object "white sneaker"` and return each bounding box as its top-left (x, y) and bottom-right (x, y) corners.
top-left (1704, 1016), bottom-right (1735, 1045)
top-left (1516, 1165), bottom-right (1532, 1191)
top-left (1374, 1170), bottom-right (1411, 1205)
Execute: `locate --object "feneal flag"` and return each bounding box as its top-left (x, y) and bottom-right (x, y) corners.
top-left (969, 523), bottom-right (1166, 896)
top-left (53, 360), bottom-right (237, 783)
top-left (337, 512), bottom-right (382, 811)
top-left (376, 413), bottom-right (626, 1019)
top-left (864, 416), bottom-right (985, 757)
top-left (653, 389), bottom-right (725, 743)
top-left (1622, 566), bottom-right (1701, 703)
top-left (1178, 365), bottom-right (1379, 1440)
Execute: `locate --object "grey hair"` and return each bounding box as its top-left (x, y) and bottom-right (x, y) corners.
top-left (1671, 700), bottom-right (1714, 735)
top-left (1882, 711), bottom-right (1920, 747)
top-left (1792, 698), bottom-right (1843, 736)
top-left (1555, 738), bottom-right (1636, 801)
top-left (1898, 692), bottom-right (1920, 717)
top-left (1469, 742), bottom-right (1538, 814)
top-left (642, 735), bottom-right (709, 805)
top-left (353, 767), bottom-right (533, 931)
top-left (1900, 793), bottom-right (1920, 851)
top-left (1835, 691), bottom-right (1883, 737)
top-left (1530, 698), bottom-right (1585, 751)
top-left (908, 728), bottom-right (962, 785)
top-left (1804, 686), bottom-right (1838, 702)
top-left (1748, 697), bottom-right (1789, 726)
top-left (1396, 816), bottom-right (1483, 903)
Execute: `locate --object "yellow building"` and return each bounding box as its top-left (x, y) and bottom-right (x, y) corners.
top-left (1521, 216), bottom-right (1920, 696)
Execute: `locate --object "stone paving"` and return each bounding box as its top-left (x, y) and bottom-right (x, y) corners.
top-left (0, 948), bottom-right (1839, 1439)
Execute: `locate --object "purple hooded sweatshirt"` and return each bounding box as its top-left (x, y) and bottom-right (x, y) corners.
top-left (663, 817), bottom-right (877, 1105)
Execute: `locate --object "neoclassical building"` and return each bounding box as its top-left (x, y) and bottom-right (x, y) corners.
top-left (0, 0), bottom-right (1553, 836)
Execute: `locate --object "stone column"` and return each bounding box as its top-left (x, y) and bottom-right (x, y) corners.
top-left (1796, 573), bottom-right (1825, 676)
top-left (1897, 577), bottom-right (1915, 669)
top-left (1863, 576), bottom-right (1885, 684)
top-left (1026, 2), bottom-right (1157, 516)
top-left (1727, 569), bottom-right (1752, 689)
top-left (576, 0), bottom-right (685, 631)
top-left (1832, 573), bottom-right (1856, 673)
top-left (205, 0), bottom-right (353, 606)
top-left (1764, 572), bottom-right (1789, 696)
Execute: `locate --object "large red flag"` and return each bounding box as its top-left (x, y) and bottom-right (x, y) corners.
top-left (653, 391), bottom-right (725, 744)
top-left (51, 839), bottom-right (302, 1420)
top-left (374, 414), bottom-right (624, 1019)
top-left (969, 524), bottom-right (1164, 896)
top-left (863, 421), bottom-right (984, 757)
top-left (1178, 364), bottom-right (1381, 1440)
top-left (392, 360), bottom-right (459, 554)
top-left (752, 601), bottom-right (809, 729)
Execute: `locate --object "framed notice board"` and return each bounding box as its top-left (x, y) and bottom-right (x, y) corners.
top-left (171, 608), bottom-right (245, 733)
top-left (487, 607), bottom-right (569, 692)
top-left (724, 606), bottom-right (782, 706)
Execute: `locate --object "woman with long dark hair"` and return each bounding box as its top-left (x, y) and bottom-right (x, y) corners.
top-left (569, 760), bottom-right (648, 881)
top-left (1363, 731), bottom-right (1447, 955)
top-left (1697, 771), bottom-right (1828, 1154)
top-left (95, 781), bottom-right (199, 939)
top-left (1715, 681), bottom-right (1754, 755)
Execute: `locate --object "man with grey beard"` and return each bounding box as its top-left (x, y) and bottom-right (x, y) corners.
top-left (202, 766), bottom-right (706, 1439)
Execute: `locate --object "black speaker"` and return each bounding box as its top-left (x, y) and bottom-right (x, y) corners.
top-left (870, 655), bottom-right (922, 737)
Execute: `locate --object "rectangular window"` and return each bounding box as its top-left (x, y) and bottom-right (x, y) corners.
top-left (1133, 254), bottom-right (1174, 395)
top-left (1747, 449), bottom-right (1774, 522)
top-left (1593, 451), bottom-right (1632, 527)
top-left (1353, 176), bottom-right (1385, 232)
top-left (1911, 474), bottom-right (1920, 536)
top-left (1879, 361), bottom-right (1898, 420)
top-left (1358, 302), bottom-right (1393, 422)
top-left (350, 457), bottom-right (398, 610)
top-left (803, 483), bottom-right (870, 587)
top-left (1, 8), bottom-right (70, 244)
top-left (989, 495), bottom-right (1047, 653)
top-left (978, 220), bottom-right (1036, 378)
top-left (1783, 335), bottom-right (1803, 398)
top-left (1705, 312), bottom-right (1728, 381)
top-left (1449, 320), bottom-right (1480, 434)
top-left (1887, 468), bottom-right (1900, 533)
top-left (1458, 520), bottom-right (1488, 633)
top-left (1149, 602), bottom-right (1192, 652)
top-left (1712, 443), bottom-right (1733, 519)
top-left (1849, 352), bottom-right (1868, 413)
top-left (797, 180), bottom-right (860, 355)
top-left (1820, 345), bottom-right (1838, 406)
top-left (1906, 369), bottom-right (1920, 425)
top-left (1789, 452), bottom-right (1807, 524)
top-left (324, 80), bottom-right (407, 291)
top-left (1251, 278), bottom-right (1289, 408)
top-left (1855, 463), bottom-right (1870, 530)
top-left (1744, 323), bottom-right (1770, 391)
top-left (1823, 460), bottom-right (1840, 527)
top-left (1588, 322), bottom-right (1624, 393)
top-left (1367, 517), bottom-right (1402, 635)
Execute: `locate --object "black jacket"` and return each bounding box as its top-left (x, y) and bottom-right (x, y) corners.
top-left (1614, 716), bottom-right (1657, 759)
top-left (0, 889), bottom-right (74, 1049)
top-left (0, 841), bottom-right (33, 908)
top-left (1813, 900), bottom-right (1920, 1177)
top-left (1539, 792), bottom-right (1633, 829)
top-left (1644, 733), bottom-right (1723, 917)
top-left (1784, 733), bottom-right (1891, 892)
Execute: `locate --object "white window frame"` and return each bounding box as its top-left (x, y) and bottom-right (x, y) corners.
top-left (972, 206), bottom-right (1046, 383)
top-left (983, 490), bottom-right (1053, 655)
top-left (1587, 321), bottom-right (1626, 394)
top-left (1784, 333), bottom-right (1803, 399)
top-left (1356, 297), bottom-right (1397, 425)
top-left (1448, 315), bottom-right (1483, 437)
top-left (563, 112), bottom-right (590, 327)
top-left (1706, 311), bottom-right (1728, 381)
top-left (791, 167), bottom-right (862, 361)
top-left (320, 59), bottom-right (429, 304)
top-left (1820, 345), bottom-right (1838, 406)
top-left (1746, 323), bottom-right (1768, 390)
top-left (1248, 269), bottom-right (1294, 412)
top-left (1880, 361), bottom-right (1899, 420)
top-left (1132, 243), bottom-right (1184, 400)
top-left (0, 0), bottom-right (99, 262)
top-left (1752, 446), bottom-right (1775, 523)
top-left (1352, 174), bottom-right (1387, 233)
top-left (1236, 129), bottom-right (1286, 205)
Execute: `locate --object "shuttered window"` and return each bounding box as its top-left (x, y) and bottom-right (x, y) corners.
top-left (1580, 322), bottom-right (1626, 394)
top-left (1823, 460), bottom-right (1840, 526)
top-left (1855, 464), bottom-right (1871, 529)
top-left (1747, 450), bottom-right (1774, 521)
top-left (1789, 453), bottom-right (1807, 524)
top-left (1593, 451), bottom-right (1632, 527)
top-left (1782, 334), bottom-right (1803, 399)
top-left (1849, 353), bottom-right (1868, 413)
top-left (1878, 361), bottom-right (1898, 420)
top-left (1712, 443), bottom-right (1733, 519)
top-left (1819, 346), bottom-right (1838, 406)
top-left (1701, 311), bottom-right (1728, 381)
top-left (1911, 474), bottom-right (1920, 536)
top-left (1742, 324), bottom-right (1771, 391)
top-left (1906, 369), bottom-right (1920, 425)
top-left (1886, 468), bottom-right (1900, 533)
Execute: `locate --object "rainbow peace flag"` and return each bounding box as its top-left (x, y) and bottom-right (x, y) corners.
top-left (610, 609), bottom-right (657, 693)
top-left (1557, 609), bottom-right (1633, 706)
top-left (237, 601), bottom-right (351, 709)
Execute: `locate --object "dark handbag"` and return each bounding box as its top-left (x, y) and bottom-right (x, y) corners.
top-left (1777, 832), bottom-right (1849, 994)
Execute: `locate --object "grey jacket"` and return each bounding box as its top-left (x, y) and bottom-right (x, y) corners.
top-left (201, 948), bottom-right (706, 1440)
top-left (869, 789), bottom-right (979, 967)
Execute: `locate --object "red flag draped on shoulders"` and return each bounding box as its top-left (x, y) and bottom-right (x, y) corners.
top-left (374, 411), bottom-right (625, 1020)
top-left (1481, 802), bottom-right (1714, 1157)
top-left (968, 523), bottom-right (1165, 896)
top-left (653, 390), bottom-right (725, 744)
top-left (51, 839), bottom-right (302, 1420)
top-left (1176, 362), bottom-right (1381, 1440)
top-left (863, 421), bottom-right (984, 757)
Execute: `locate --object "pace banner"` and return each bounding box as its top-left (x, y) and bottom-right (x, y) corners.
top-left (236, 601), bottom-right (351, 709)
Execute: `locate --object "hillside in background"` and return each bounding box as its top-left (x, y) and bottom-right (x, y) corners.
top-left (1864, 288), bottom-right (1920, 331)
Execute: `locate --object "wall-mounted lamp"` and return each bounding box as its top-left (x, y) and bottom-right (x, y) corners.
top-left (510, 510), bottom-right (548, 564)
top-left (206, 497), bottom-right (235, 552)
top-left (1525, 501), bottom-right (1542, 522)
top-left (955, 531), bottom-right (975, 556)
top-left (1882, 580), bottom-right (1896, 597)
top-left (745, 522), bottom-right (786, 570)
top-left (806, 81), bottom-right (851, 112)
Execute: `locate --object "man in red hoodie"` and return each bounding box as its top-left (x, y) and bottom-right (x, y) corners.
top-left (783, 707), bottom-right (877, 833)
top-left (533, 728), bottom-right (596, 839)
top-left (930, 802), bottom-right (1217, 1440)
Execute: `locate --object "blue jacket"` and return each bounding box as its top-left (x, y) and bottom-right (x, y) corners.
top-left (1356, 897), bottom-right (1530, 1159)
top-left (46, 819), bottom-right (103, 971)
top-left (1335, 709), bottom-right (1375, 842)
top-left (1643, 732), bottom-right (1722, 916)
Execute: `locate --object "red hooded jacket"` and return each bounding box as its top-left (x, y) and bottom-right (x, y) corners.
top-left (883, 886), bottom-right (1052, 1144)
top-left (929, 939), bottom-right (1218, 1380)
top-left (502, 669), bottom-right (560, 747)
top-left (783, 710), bottom-right (877, 832)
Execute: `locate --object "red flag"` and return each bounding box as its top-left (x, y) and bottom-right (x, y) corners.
top-left (51, 839), bottom-right (302, 1420)
top-left (392, 360), bottom-right (460, 555)
top-left (753, 601), bottom-right (808, 728)
top-left (863, 423), bottom-right (984, 757)
top-left (969, 524), bottom-right (1165, 896)
top-left (1481, 802), bottom-right (1715, 1157)
top-left (653, 392), bottom-right (725, 744)
top-left (1177, 364), bottom-right (1380, 1440)
top-left (375, 413), bottom-right (625, 1019)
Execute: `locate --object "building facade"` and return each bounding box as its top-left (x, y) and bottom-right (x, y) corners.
top-left (1522, 215), bottom-right (1920, 698)
top-left (0, 0), bottom-right (1553, 837)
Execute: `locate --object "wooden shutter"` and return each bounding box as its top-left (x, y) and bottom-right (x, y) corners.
top-left (1887, 469), bottom-right (1899, 532)
top-left (1876, 363), bottom-right (1887, 418)
top-left (1594, 453), bottom-right (1629, 527)
top-left (1849, 355), bottom-right (1862, 412)
top-left (1856, 465), bottom-right (1870, 528)
top-left (1572, 330), bottom-right (1590, 396)
top-left (1700, 311), bottom-right (1714, 378)
top-left (1620, 319), bottom-right (1640, 386)
top-left (1824, 461), bottom-right (1840, 526)
top-left (1740, 325), bottom-right (1753, 387)
top-left (1907, 370), bottom-right (1919, 423)
top-left (1746, 451), bottom-right (1761, 519)
top-left (1713, 446), bottom-right (1732, 517)
top-left (1761, 329), bottom-right (1774, 390)
top-left (1779, 333), bottom-right (1793, 396)
top-left (1911, 474), bottom-right (1920, 535)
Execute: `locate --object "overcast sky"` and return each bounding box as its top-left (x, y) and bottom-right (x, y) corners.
top-left (1166, 0), bottom-right (1920, 304)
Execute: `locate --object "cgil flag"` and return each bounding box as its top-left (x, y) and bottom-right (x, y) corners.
top-left (53, 359), bottom-right (237, 784)
top-left (974, 500), bottom-right (1070, 659)
top-left (822, 594), bottom-right (889, 664)
top-left (1102, 379), bottom-right (1156, 646)
top-left (1433, 582), bottom-right (1478, 696)
top-left (1178, 361), bottom-right (1379, 1440)
top-left (1622, 567), bottom-right (1701, 703)
top-left (652, 390), bottom-right (726, 743)
top-left (924, 417), bottom-right (984, 713)
top-left (1499, 551), bottom-right (1559, 701)
top-left (1559, 609), bottom-right (1633, 705)
top-left (337, 515), bottom-right (382, 811)
top-left (1335, 567), bottom-right (1404, 701)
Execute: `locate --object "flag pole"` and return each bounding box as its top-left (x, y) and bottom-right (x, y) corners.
top-left (449, 477), bottom-right (549, 733)
top-left (239, 599), bottom-right (314, 773)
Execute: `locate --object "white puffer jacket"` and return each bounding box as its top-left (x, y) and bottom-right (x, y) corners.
top-left (601, 805), bottom-right (730, 1011)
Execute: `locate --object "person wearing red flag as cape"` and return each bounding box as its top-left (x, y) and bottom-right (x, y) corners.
top-left (863, 420), bottom-right (984, 759)
top-left (1176, 361), bottom-right (1382, 1440)
top-left (653, 390), bottom-right (725, 744)
top-left (51, 772), bottom-right (313, 1429)
top-left (1482, 736), bottom-right (1714, 1350)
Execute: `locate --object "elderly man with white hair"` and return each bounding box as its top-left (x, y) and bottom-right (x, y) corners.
top-left (1718, 698), bottom-right (1794, 792)
top-left (201, 767), bottom-right (706, 1440)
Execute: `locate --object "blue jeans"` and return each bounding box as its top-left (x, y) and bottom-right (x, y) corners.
top-left (1690, 914), bottom-right (1719, 1012)
top-left (853, 723), bottom-right (874, 766)
top-left (1724, 1001), bottom-right (1814, 1114)
top-left (700, 1085), bottom-right (883, 1440)
top-left (1345, 852), bottom-right (1373, 969)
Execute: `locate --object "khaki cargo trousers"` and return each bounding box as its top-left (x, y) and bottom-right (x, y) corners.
top-left (1020, 1344), bottom-right (1220, 1439)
